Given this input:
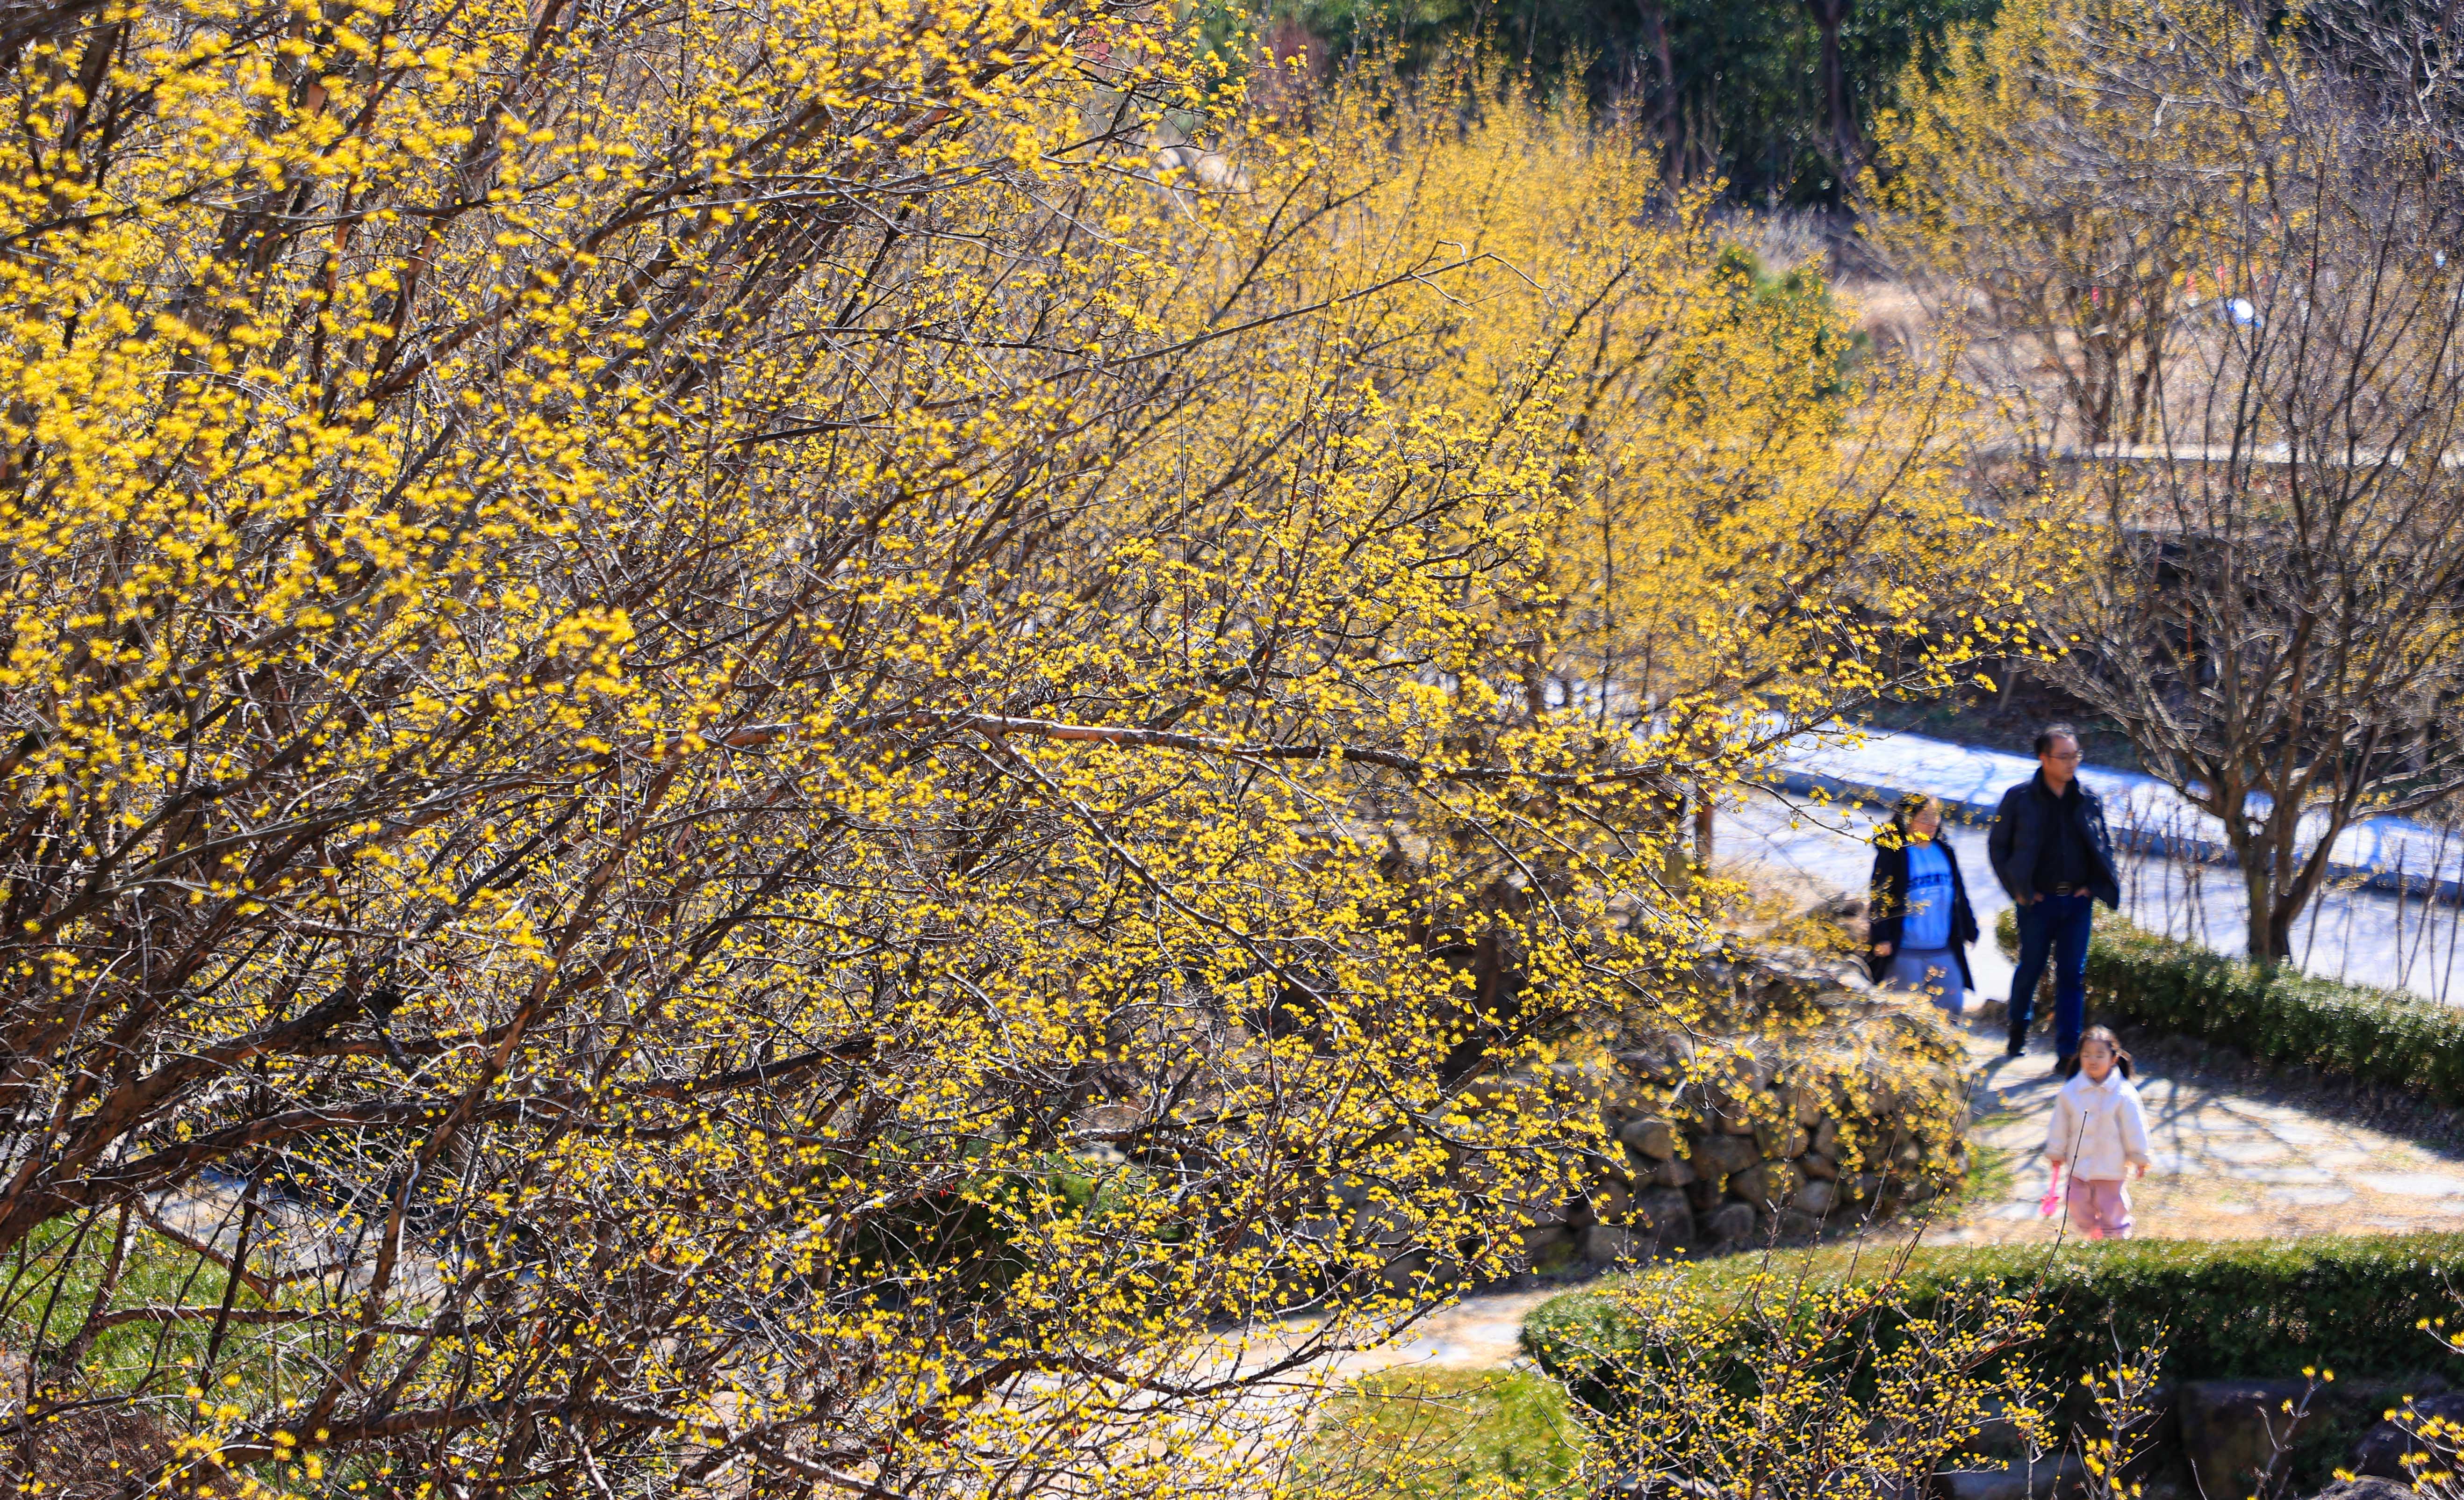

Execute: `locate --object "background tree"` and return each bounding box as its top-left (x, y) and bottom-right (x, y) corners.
top-left (1891, 0), bottom-right (2464, 962)
top-left (1804, 0), bottom-right (1861, 172)
top-left (1862, 0), bottom-right (2292, 447)
top-left (1213, 0), bottom-right (1995, 201)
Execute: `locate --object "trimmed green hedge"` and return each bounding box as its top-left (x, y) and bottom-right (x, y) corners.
top-left (1993, 907), bottom-right (2464, 1107)
top-left (1523, 1234), bottom-right (2464, 1403)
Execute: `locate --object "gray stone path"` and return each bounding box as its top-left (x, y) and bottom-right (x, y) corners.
top-left (1247, 891), bottom-right (2464, 1459)
top-left (1245, 1289), bottom-right (1556, 1385)
top-left (1926, 1019), bottom-right (2464, 1244)
top-left (1275, 1013), bottom-right (2464, 1405)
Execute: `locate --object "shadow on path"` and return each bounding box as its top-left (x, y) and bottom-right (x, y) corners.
top-left (1932, 1013), bottom-right (2464, 1245)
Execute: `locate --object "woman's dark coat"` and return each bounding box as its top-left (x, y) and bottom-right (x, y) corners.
top-left (1867, 833), bottom-right (1981, 990)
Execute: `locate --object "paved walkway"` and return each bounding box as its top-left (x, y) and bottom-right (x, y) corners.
top-left (1272, 1003), bottom-right (2464, 1399)
top-left (1302, 1020), bottom-right (2464, 1410)
top-left (1281, 1290), bottom-right (1557, 1377)
top-left (1926, 1018), bottom-right (2464, 1244)
top-left (1247, 881), bottom-right (2464, 1435)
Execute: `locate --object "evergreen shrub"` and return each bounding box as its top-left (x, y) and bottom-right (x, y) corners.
top-left (1993, 908), bottom-right (2464, 1105)
top-left (1522, 1234), bottom-right (2464, 1403)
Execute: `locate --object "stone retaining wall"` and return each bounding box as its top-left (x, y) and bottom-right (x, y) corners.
top-left (1505, 949), bottom-right (1973, 1267)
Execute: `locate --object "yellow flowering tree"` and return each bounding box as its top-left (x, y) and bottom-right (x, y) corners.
top-left (1217, 64), bottom-right (2042, 873)
top-left (1864, 0), bottom-right (2295, 447)
top-left (0, 6), bottom-right (2027, 1495)
top-left (1566, 1261), bottom-right (2046, 1498)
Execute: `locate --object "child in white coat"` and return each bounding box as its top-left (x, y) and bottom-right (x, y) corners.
top-left (2043, 1025), bottom-right (2151, 1239)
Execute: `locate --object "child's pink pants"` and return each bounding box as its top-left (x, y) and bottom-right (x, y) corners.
top-left (2065, 1176), bottom-right (2134, 1239)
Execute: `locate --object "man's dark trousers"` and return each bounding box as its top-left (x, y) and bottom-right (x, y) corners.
top-left (2009, 893), bottom-right (2094, 1059)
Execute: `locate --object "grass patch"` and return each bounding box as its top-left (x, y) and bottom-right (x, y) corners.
top-left (1937, 1132), bottom-right (2018, 1218)
top-left (0, 1214), bottom-right (253, 1384)
top-left (1295, 1368), bottom-right (1586, 1498)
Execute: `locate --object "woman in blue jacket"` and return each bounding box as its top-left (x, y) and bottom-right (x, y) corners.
top-left (1868, 793), bottom-right (1981, 1013)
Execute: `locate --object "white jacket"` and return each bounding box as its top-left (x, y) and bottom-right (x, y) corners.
top-left (2045, 1069), bottom-right (2151, 1181)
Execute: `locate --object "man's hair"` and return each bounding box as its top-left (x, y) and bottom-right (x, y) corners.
top-left (2033, 723), bottom-right (2080, 757)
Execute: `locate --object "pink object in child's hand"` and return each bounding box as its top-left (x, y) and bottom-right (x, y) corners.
top-left (2039, 1163), bottom-right (2064, 1217)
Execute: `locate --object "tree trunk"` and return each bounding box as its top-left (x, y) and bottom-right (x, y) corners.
top-left (1639, 0), bottom-right (1677, 174)
top-left (1803, 0), bottom-right (1858, 174)
top-left (2260, 805), bottom-right (2357, 971)
top-left (2239, 843), bottom-right (2281, 964)
top-left (2231, 805), bottom-right (2310, 966)
top-left (2261, 895), bottom-right (2300, 967)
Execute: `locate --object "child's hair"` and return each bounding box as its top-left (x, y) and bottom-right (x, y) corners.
top-left (2078, 1024), bottom-right (2134, 1078)
top-left (1891, 792), bottom-right (1942, 841)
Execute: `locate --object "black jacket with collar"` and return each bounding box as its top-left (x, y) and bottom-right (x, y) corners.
top-left (1987, 771), bottom-right (2120, 909)
top-left (1867, 836), bottom-right (1980, 989)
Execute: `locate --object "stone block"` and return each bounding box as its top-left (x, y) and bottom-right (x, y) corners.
top-left (1618, 1116), bottom-right (1678, 1160)
top-left (1635, 1188), bottom-right (1695, 1246)
top-left (1731, 1161), bottom-right (1801, 1210)
top-left (2310, 1481), bottom-right (2417, 1500)
top-left (1811, 1117), bottom-right (1840, 1156)
top-left (1745, 964), bottom-right (1832, 1012)
top-left (1684, 1178), bottom-right (1726, 1213)
top-left (1790, 1178), bottom-right (1837, 1217)
top-left (1798, 1150), bottom-right (1839, 1182)
top-left (1754, 1118), bottom-right (1810, 1161)
top-left (1691, 1133), bottom-right (1760, 1178)
top-left (1728, 1164), bottom-right (1767, 1208)
top-left (1615, 1034), bottom-right (1695, 1082)
top-left (1709, 1098), bottom-right (1760, 1135)
top-left (1515, 1223), bottom-right (1573, 1261)
top-left (1700, 1201), bottom-right (1756, 1244)
top-left (1591, 1177), bottom-right (1632, 1222)
top-left (1527, 1061), bottom-right (1655, 1128)
top-left (1583, 1224), bottom-right (1641, 1265)
top-left (2178, 1379), bottom-right (2313, 1500)
top-left (1741, 1043), bottom-right (1784, 1088)
top-left (1933, 1455), bottom-right (2083, 1500)
top-left (1631, 1152), bottom-right (1695, 1188)
top-left (1776, 1209), bottom-right (1821, 1240)
top-left (2352, 1392), bottom-right (2464, 1478)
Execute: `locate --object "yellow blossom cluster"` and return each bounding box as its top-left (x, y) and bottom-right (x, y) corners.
top-left (0, 2), bottom-right (2029, 1493)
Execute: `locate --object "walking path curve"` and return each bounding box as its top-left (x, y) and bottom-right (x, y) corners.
top-left (1330, 920), bottom-right (2464, 1387)
top-left (1248, 829), bottom-right (2464, 1442)
top-left (1339, 1018), bottom-right (2464, 1385)
top-left (1927, 1018), bottom-right (2464, 1244)
top-left (1775, 726), bottom-right (2464, 899)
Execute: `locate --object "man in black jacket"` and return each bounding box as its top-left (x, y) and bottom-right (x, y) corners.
top-left (1987, 724), bottom-right (2120, 1072)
